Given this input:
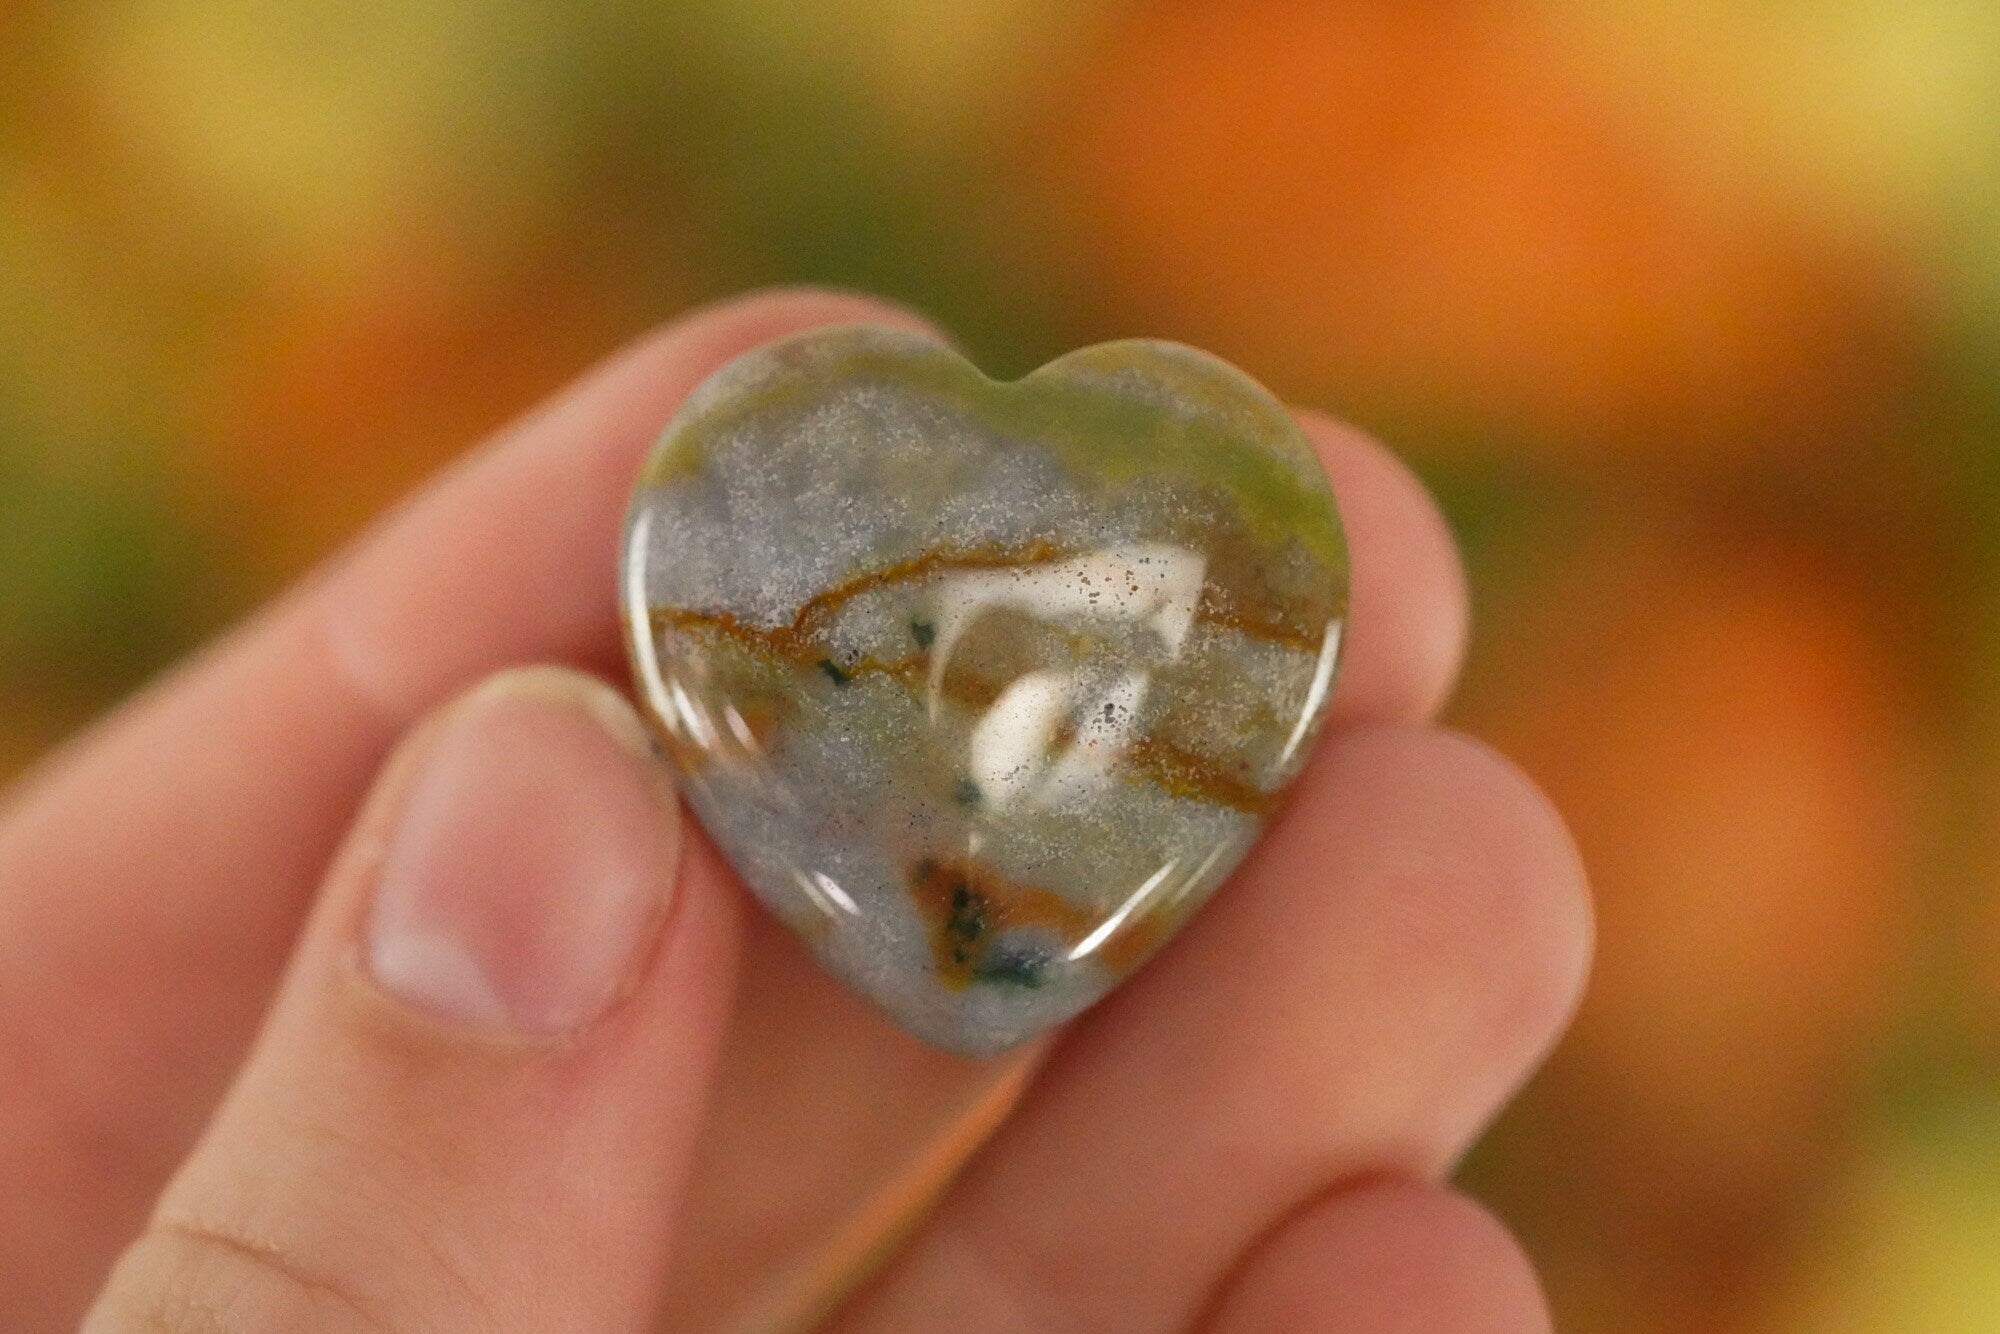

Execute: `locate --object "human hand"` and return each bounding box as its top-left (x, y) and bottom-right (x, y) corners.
top-left (0, 290), bottom-right (1590, 1331)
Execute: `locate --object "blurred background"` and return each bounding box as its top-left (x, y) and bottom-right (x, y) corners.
top-left (0, 1), bottom-right (1995, 1328)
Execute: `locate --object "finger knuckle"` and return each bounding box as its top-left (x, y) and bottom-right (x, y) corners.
top-left (87, 1215), bottom-right (392, 1334)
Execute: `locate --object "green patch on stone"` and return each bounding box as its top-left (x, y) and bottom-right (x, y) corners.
top-left (640, 329), bottom-right (1348, 577)
top-left (975, 942), bottom-right (1054, 989)
top-left (945, 880), bottom-right (987, 966)
top-left (817, 657), bottom-right (853, 687)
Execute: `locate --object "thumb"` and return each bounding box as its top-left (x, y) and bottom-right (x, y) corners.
top-left (87, 667), bottom-right (740, 1332)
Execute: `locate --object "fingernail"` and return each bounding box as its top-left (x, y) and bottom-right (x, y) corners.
top-left (363, 668), bottom-right (677, 1035)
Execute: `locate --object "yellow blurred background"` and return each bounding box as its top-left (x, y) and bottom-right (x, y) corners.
top-left (2, 2), bottom-right (1997, 1328)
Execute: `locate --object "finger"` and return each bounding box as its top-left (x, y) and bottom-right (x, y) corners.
top-left (653, 412), bottom-right (1470, 1328)
top-left (87, 667), bottom-right (740, 1332)
top-left (1204, 1181), bottom-right (1552, 1334)
top-left (0, 288), bottom-right (929, 1322)
top-left (834, 725), bottom-right (1591, 1332)
top-left (1301, 411), bottom-right (1468, 725)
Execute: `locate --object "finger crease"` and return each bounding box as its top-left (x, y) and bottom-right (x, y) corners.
top-left (150, 1212), bottom-right (395, 1333)
top-left (294, 592), bottom-right (425, 739)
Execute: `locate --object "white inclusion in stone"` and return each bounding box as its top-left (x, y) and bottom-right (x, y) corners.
top-left (927, 543), bottom-right (1207, 708)
top-left (1038, 669), bottom-right (1151, 807)
top-left (970, 669), bottom-right (1074, 807)
top-left (939, 543), bottom-right (1208, 810)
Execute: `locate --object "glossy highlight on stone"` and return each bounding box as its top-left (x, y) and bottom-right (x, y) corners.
top-left (621, 326), bottom-right (1347, 1054)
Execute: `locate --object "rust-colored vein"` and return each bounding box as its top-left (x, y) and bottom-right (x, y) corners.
top-left (1194, 587), bottom-right (1334, 653)
top-left (909, 857), bottom-right (1167, 987)
top-left (647, 545), bottom-right (1298, 813)
top-left (652, 540), bottom-right (1328, 656)
top-left (789, 541), bottom-right (1068, 637)
top-left (1124, 734), bottom-right (1275, 815)
top-left (655, 605), bottom-right (1274, 814)
top-left (650, 605), bottom-right (927, 688)
top-left (648, 541), bottom-right (1068, 678)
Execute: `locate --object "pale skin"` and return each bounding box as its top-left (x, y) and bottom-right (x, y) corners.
top-left (0, 290), bottom-right (1592, 1331)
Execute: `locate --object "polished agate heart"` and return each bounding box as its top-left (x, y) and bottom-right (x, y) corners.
top-left (620, 327), bottom-right (1346, 1054)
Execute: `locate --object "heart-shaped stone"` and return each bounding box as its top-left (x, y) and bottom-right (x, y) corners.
top-left (621, 326), bottom-right (1346, 1054)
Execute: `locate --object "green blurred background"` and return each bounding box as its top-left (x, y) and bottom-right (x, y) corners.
top-left (3, 1), bottom-right (1997, 1328)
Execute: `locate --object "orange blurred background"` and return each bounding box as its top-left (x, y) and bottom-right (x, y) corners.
top-left (3, 2), bottom-right (1997, 1328)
